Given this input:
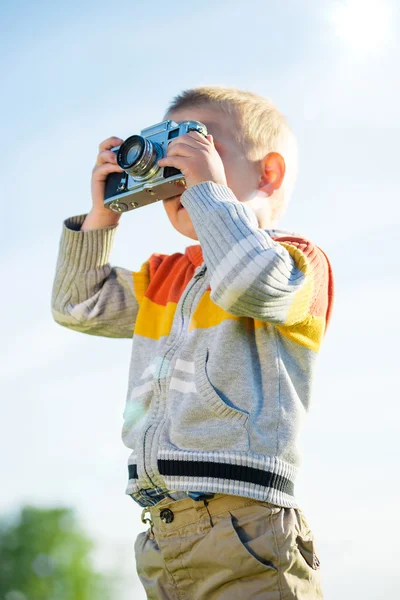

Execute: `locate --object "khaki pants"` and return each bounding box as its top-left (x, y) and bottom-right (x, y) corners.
top-left (134, 493), bottom-right (323, 599)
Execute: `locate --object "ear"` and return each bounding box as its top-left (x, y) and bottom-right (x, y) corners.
top-left (258, 152), bottom-right (286, 196)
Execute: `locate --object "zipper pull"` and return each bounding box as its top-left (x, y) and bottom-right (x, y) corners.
top-left (194, 265), bottom-right (207, 279)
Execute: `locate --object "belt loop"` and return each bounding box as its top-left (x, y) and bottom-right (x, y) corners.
top-left (141, 508), bottom-right (155, 539)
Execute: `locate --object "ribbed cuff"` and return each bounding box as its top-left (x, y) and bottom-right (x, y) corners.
top-left (59, 214), bottom-right (119, 271)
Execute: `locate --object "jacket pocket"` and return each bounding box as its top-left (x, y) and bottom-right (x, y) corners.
top-left (163, 346), bottom-right (250, 452)
top-left (194, 346), bottom-right (249, 423)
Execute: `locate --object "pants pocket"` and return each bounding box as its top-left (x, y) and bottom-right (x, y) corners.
top-left (295, 509), bottom-right (321, 571)
top-left (296, 534), bottom-right (321, 570)
top-left (226, 511), bottom-right (278, 572)
top-left (134, 530), bottom-right (162, 582)
top-left (184, 505), bottom-right (280, 585)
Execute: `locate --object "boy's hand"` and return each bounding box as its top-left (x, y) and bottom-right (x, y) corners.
top-left (91, 136), bottom-right (125, 213)
top-left (157, 132), bottom-right (227, 189)
top-left (82, 136), bottom-right (125, 230)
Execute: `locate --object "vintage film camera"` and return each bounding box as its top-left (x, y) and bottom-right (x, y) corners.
top-left (104, 119), bottom-right (208, 213)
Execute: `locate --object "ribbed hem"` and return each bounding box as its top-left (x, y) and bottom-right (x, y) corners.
top-left (60, 214), bottom-right (119, 271)
top-left (126, 450), bottom-right (299, 509)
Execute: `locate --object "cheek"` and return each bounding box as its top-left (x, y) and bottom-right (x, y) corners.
top-left (225, 168), bottom-right (248, 199)
top-left (163, 202), bottom-right (176, 222)
top-left (226, 159), bottom-right (258, 200)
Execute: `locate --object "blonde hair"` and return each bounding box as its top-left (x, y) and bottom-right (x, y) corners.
top-left (165, 85), bottom-right (298, 222)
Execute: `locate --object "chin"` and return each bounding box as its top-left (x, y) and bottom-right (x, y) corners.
top-left (175, 221), bottom-right (198, 241)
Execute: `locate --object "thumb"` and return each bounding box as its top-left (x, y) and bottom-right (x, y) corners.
top-left (206, 134), bottom-right (214, 145)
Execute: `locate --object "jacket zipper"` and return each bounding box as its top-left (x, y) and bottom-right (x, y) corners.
top-left (142, 264), bottom-right (207, 487)
top-left (181, 264), bottom-right (207, 318)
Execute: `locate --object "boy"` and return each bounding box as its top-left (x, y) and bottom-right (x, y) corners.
top-left (52, 86), bottom-right (334, 599)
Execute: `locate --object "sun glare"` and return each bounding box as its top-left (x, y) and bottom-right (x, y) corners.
top-left (331, 0), bottom-right (394, 54)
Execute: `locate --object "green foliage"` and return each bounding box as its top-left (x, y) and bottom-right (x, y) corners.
top-left (0, 506), bottom-right (115, 600)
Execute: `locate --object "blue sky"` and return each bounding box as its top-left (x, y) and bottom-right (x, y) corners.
top-left (1, 1), bottom-right (399, 598)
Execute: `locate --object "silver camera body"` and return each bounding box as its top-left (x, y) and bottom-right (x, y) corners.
top-left (104, 119), bottom-right (207, 213)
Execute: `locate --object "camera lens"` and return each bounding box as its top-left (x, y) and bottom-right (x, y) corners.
top-left (117, 135), bottom-right (161, 180)
top-left (126, 140), bottom-right (143, 165)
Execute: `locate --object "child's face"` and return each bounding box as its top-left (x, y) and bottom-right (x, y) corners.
top-left (162, 105), bottom-right (268, 241)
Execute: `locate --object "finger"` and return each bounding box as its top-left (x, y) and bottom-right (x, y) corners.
top-left (168, 132), bottom-right (210, 150)
top-left (96, 149), bottom-right (119, 167)
top-left (98, 136), bottom-right (124, 152)
top-left (93, 162), bottom-right (124, 180)
top-left (165, 142), bottom-right (205, 158)
top-left (187, 130), bottom-right (211, 146)
top-left (158, 155), bottom-right (189, 170)
top-left (167, 138), bottom-right (200, 153)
